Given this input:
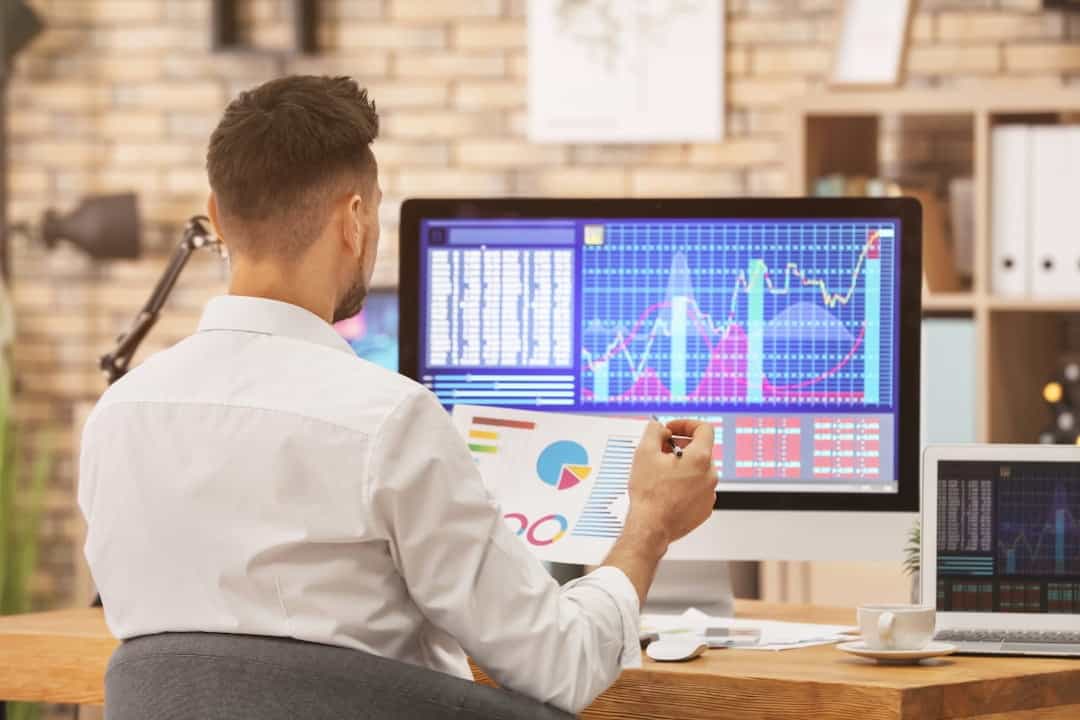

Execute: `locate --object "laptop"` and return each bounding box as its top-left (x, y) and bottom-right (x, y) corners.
top-left (924, 445), bottom-right (1080, 656)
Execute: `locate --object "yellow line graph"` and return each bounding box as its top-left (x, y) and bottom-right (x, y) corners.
top-left (732, 230), bottom-right (880, 311)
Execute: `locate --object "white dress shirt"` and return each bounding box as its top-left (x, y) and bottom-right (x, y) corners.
top-left (79, 295), bottom-right (640, 713)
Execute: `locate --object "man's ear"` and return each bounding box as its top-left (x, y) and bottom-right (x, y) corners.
top-left (207, 193), bottom-right (225, 241)
top-left (344, 193), bottom-right (364, 259)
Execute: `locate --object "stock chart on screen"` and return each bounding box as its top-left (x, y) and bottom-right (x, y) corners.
top-left (937, 461), bottom-right (1080, 614)
top-left (578, 221), bottom-right (893, 410)
top-left (418, 216), bottom-right (901, 493)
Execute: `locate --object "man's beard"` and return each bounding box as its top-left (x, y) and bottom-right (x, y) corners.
top-left (333, 271), bottom-right (368, 323)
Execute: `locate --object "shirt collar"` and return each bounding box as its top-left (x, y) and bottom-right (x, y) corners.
top-left (197, 295), bottom-right (355, 356)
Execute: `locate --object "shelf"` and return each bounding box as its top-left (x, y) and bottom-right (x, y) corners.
top-left (988, 298), bottom-right (1080, 313)
top-left (922, 292), bottom-right (976, 313)
top-left (789, 89), bottom-right (1080, 446)
top-left (920, 296), bottom-right (1080, 313)
top-left (791, 89), bottom-right (1080, 116)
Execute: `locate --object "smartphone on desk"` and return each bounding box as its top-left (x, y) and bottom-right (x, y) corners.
top-left (705, 627), bottom-right (762, 648)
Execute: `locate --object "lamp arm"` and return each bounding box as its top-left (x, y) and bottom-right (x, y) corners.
top-left (99, 216), bottom-right (222, 385)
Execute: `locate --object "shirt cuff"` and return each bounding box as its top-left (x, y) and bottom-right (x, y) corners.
top-left (564, 565), bottom-right (642, 669)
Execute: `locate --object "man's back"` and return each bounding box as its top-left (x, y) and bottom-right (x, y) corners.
top-left (79, 74), bottom-right (718, 715)
top-left (80, 296), bottom-right (465, 674)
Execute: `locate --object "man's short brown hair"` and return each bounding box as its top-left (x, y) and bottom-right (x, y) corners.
top-left (206, 75), bottom-right (379, 259)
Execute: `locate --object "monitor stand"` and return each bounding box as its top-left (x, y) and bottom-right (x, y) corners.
top-left (643, 559), bottom-right (734, 618)
top-left (549, 560), bottom-right (735, 618)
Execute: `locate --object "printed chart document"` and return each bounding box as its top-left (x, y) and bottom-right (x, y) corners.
top-left (642, 608), bottom-right (856, 652)
top-left (452, 404), bottom-right (646, 564)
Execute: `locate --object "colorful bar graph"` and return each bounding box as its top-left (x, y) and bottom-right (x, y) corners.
top-left (670, 295), bottom-right (688, 401)
top-left (593, 359), bottom-right (610, 402)
top-left (746, 259), bottom-right (766, 403)
top-left (863, 232), bottom-right (881, 405)
top-left (467, 415), bottom-right (539, 457)
top-left (472, 416), bottom-right (536, 430)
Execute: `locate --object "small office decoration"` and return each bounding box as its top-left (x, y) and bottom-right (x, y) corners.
top-left (527, 0), bottom-right (724, 142)
top-left (904, 521), bottom-right (921, 603)
top-left (831, 0), bottom-right (914, 87)
top-left (1039, 362), bottom-right (1080, 444)
top-left (211, 0), bottom-right (319, 54)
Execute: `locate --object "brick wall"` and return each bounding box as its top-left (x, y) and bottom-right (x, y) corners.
top-left (7, 0), bottom-right (1080, 607)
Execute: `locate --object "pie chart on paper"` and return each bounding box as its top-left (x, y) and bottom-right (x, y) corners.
top-left (536, 440), bottom-right (592, 491)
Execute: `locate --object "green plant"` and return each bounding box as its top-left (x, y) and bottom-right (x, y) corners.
top-left (0, 352), bottom-right (50, 720)
top-left (903, 520), bottom-right (921, 578)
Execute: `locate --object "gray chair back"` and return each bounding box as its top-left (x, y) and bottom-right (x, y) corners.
top-left (105, 632), bottom-right (576, 720)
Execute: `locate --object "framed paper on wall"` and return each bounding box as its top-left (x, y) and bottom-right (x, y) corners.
top-left (527, 0), bottom-right (724, 143)
top-left (831, 0), bottom-right (914, 87)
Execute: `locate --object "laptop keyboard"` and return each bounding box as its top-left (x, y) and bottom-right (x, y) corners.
top-left (936, 629), bottom-right (1080, 645)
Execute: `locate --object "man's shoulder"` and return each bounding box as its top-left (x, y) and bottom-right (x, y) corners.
top-left (89, 334), bottom-right (435, 437)
top-left (319, 356), bottom-right (430, 411)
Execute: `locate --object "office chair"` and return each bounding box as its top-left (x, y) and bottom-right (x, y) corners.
top-left (106, 632), bottom-right (575, 720)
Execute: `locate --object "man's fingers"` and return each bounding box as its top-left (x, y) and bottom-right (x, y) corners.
top-left (636, 419), bottom-right (670, 454)
top-left (666, 418), bottom-right (715, 445)
top-left (666, 419), bottom-right (714, 466)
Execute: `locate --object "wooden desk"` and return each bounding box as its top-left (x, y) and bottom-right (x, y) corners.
top-left (3, 602), bottom-right (1080, 719)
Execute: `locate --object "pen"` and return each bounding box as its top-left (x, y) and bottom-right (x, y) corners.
top-left (650, 415), bottom-right (684, 457)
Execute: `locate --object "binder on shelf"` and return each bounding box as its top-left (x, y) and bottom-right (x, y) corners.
top-left (907, 188), bottom-right (961, 293)
top-left (948, 177), bottom-right (974, 279)
top-left (991, 125), bottom-right (1030, 297)
top-left (1030, 126), bottom-right (1080, 299)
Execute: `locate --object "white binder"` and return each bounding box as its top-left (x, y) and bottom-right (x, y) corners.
top-left (1030, 126), bottom-right (1080, 299)
top-left (991, 126), bottom-right (1031, 297)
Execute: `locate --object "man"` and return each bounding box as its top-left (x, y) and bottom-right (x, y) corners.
top-left (79, 76), bottom-right (718, 714)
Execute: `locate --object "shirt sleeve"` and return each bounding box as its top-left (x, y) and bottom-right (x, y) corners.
top-left (366, 388), bottom-right (641, 714)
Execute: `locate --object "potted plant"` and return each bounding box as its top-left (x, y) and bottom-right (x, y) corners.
top-left (0, 280), bottom-right (49, 720)
top-left (903, 520), bottom-right (921, 605)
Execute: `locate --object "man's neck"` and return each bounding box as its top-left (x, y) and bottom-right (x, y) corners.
top-left (228, 264), bottom-right (334, 324)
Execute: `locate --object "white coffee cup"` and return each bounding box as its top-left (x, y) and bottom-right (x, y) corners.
top-left (858, 604), bottom-right (936, 651)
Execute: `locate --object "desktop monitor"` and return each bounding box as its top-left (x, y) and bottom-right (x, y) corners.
top-left (399, 198), bottom-right (922, 560)
top-left (334, 288), bottom-right (399, 371)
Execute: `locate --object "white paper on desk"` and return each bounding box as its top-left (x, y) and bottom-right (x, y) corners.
top-left (642, 608), bottom-right (856, 651)
top-left (452, 405), bottom-right (646, 564)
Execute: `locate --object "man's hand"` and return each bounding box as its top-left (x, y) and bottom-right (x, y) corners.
top-left (603, 419), bottom-right (718, 605)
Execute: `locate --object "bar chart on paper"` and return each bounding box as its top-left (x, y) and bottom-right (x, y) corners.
top-left (579, 222), bottom-right (896, 411)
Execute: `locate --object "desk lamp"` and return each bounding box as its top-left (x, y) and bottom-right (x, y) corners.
top-left (98, 216), bottom-right (222, 384)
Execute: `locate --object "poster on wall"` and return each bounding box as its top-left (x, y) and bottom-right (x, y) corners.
top-left (527, 0), bottom-right (725, 143)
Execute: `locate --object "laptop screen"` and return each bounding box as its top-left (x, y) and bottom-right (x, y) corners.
top-left (937, 461), bottom-right (1080, 614)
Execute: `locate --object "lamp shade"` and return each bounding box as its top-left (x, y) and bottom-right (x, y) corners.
top-left (2, 0), bottom-right (44, 72)
top-left (42, 193), bottom-right (141, 259)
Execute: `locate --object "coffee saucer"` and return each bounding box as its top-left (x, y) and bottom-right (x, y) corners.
top-left (837, 641), bottom-right (957, 664)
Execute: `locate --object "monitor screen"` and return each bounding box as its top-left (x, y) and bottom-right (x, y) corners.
top-left (937, 460), bottom-right (1080, 615)
top-left (334, 289), bottom-right (399, 371)
top-left (400, 198), bottom-right (922, 512)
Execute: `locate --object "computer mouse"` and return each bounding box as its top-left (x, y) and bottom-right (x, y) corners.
top-left (645, 638), bottom-right (708, 662)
